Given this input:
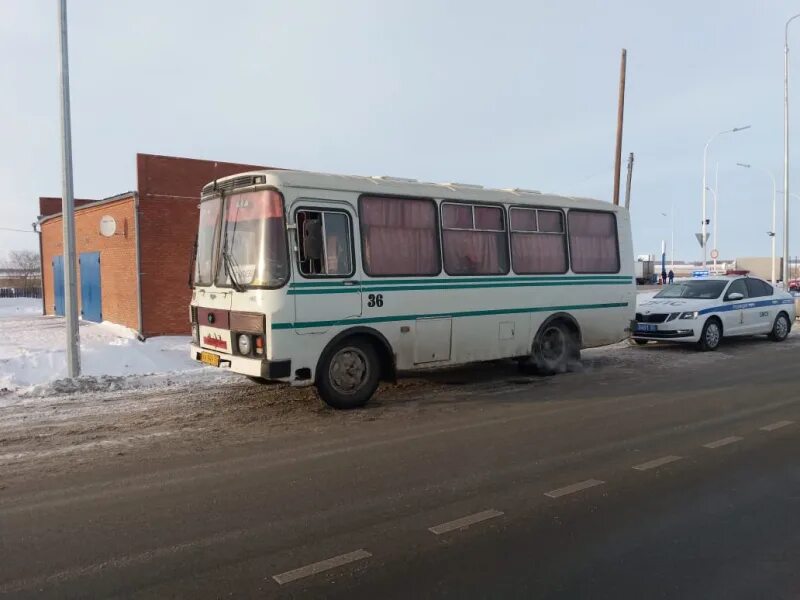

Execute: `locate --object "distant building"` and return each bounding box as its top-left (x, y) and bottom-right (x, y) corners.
top-left (38, 153), bottom-right (271, 337)
top-left (734, 257), bottom-right (783, 281)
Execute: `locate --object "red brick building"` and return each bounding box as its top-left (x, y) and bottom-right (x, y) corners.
top-left (39, 153), bottom-right (267, 337)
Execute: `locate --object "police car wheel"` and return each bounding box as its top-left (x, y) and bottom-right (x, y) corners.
top-left (698, 318), bottom-right (722, 351)
top-left (769, 313), bottom-right (790, 342)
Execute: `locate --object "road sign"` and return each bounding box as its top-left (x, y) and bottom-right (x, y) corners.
top-left (710, 249), bottom-right (719, 260)
top-left (695, 232), bottom-right (710, 247)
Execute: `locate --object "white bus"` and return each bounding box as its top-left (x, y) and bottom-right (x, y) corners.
top-left (190, 170), bottom-right (635, 408)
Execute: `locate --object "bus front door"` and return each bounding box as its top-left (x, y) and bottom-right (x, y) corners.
top-left (292, 203), bottom-right (362, 335)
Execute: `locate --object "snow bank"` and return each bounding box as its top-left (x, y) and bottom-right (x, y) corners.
top-left (0, 297), bottom-right (41, 317)
top-left (0, 313), bottom-right (237, 397)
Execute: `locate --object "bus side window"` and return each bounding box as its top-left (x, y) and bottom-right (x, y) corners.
top-left (297, 210), bottom-right (353, 277)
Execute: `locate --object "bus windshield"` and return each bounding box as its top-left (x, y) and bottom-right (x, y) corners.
top-left (654, 280), bottom-right (727, 299)
top-left (194, 197), bottom-right (221, 285)
top-left (214, 190), bottom-right (289, 289)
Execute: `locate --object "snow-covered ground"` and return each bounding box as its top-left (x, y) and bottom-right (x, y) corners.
top-left (0, 297), bottom-right (41, 317)
top-left (0, 298), bottom-right (236, 398)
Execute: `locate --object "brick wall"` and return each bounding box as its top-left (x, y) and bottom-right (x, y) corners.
top-left (136, 153), bottom-right (269, 336)
top-left (40, 196), bottom-right (139, 330)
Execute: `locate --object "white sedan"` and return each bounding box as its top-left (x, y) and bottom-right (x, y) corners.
top-left (632, 276), bottom-right (796, 351)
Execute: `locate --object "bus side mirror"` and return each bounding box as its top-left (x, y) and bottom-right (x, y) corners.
top-left (302, 219), bottom-right (323, 260)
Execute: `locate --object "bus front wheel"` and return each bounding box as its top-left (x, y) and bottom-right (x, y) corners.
top-left (317, 338), bottom-right (380, 409)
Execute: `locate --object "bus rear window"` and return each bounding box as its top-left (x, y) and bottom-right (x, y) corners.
top-left (568, 210), bottom-right (620, 274)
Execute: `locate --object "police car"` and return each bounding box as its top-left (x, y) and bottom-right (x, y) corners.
top-left (632, 276), bottom-right (796, 351)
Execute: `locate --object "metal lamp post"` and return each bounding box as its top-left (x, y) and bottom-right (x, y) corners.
top-left (661, 203), bottom-right (675, 270)
top-left (737, 163), bottom-right (777, 283)
top-left (58, 0), bottom-right (80, 377)
top-left (784, 14), bottom-right (800, 285)
top-left (702, 126), bottom-right (751, 268)
top-left (705, 187), bottom-right (718, 272)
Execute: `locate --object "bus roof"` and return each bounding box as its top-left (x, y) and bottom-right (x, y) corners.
top-left (202, 169), bottom-right (620, 212)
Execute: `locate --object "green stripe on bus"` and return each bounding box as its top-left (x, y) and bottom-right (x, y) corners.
top-left (288, 279), bottom-right (633, 295)
top-left (271, 301), bottom-right (629, 330)
top-left (289, 275), bottom-right (632, 288)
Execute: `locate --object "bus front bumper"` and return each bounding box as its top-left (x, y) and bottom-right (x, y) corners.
top-left (190, 344), bottom-right (292, 380)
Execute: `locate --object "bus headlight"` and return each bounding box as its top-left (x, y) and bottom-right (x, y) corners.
top-left (237, 334), bottom-right (252, 355)
top-left (679, 311), bottom-right (699, 320)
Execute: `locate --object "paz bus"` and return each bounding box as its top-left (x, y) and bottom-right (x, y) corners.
top-left (190, 170), bottom-right (635, 408)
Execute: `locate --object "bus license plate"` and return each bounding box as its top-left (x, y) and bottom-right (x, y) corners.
top-left (200, 351), bottom-right (220, 367)
top-left (636, 323), bottom-right (657, 333)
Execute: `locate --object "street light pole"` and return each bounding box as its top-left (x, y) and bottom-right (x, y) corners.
top-left (661, 204), bottom-right (675, 270)
top-left (713, 162), bottom-right (719, 272)
top-left (58, 0), bottom-right (81, 377)
top-left (784, 15), bottom-right (800, 284)
top-left (737, 163), bottom-right (778, 283)
top-left (702, 126), bottom-right (750, 269)
top-left (705, 186), bottom-right (717, 271)
top-left (671, 202), bottom-right (675, 269)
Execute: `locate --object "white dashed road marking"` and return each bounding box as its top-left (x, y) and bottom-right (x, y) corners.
top-left (703, 436), bottom-right (743, 449)
top-left (428, 509), bottom-right (504, 535)
top-left (272, 549), bottom-right (372, 585)
top-left (544, 479), bottom-right (605, 498)
top-left (632, 455), bottom-right (683, 471)
top-left (760, 420), bottom-right (794, 432)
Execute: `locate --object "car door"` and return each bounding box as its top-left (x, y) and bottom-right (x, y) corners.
top-left (745, 278), bottom-right (774, 334)
top-left (721, 278), bottom-right (748, 336)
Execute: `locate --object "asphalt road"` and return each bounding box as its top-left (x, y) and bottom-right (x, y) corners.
top-left (1, 337), bottom-right (799, 599)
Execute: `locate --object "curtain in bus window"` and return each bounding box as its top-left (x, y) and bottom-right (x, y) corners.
top-left (443, 230), bottom-right (508, 275)
top-left (360, 196), bottom-right (439, 275)
top-left (442, 204), bottom-right (472, 228)
top-left (324, 212), bottom-right (352, 275)
top-left (568, 211), bottom-right (619, 273)
top-left (510, 208), bottom-right (538, 231)
top-left (537, 210), bottom-right (564, 233)
top-left (511, 233), bottom-right (567, 274)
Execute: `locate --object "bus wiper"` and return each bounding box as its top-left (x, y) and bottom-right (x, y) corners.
top-left (222, 248), bottom-right (247, 293)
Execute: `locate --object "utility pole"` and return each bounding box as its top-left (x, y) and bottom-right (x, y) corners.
top-left (612, 49), bottom-right (627, 205)
top-left (58, 0), bottom-right (81, 377)
top-left (784, 14), bottom-right (800, 285)
top-left (623, 152), bottom-right (634, 209)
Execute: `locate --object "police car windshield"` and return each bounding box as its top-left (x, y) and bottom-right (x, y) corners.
top-left (654, 280), bottom-right (727, 299)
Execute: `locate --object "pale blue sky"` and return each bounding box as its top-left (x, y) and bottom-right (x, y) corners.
top-left (3, 0), bottom-right (800, 262)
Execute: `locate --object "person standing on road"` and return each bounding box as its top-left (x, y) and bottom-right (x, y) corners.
top-left (668, 269), bottom-right (674, 284)
top-left (661, 269), bottom-right (668, 285)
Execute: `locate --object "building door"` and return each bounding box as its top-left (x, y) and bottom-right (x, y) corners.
top-left (79, 252), bottom-right (102, 322)
top-left (52, 255), bottom-right (65, 316)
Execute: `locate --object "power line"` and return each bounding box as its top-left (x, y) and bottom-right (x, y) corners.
top-left (0, 227), bottom-right (36, 233)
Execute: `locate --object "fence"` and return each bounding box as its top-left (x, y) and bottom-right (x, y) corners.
top-left (0, 286), bottom-right (42, 299)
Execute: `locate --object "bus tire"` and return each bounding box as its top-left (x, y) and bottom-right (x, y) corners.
top-left (769, 312), bottom-right (791, 342)
top-left (316, 338), bottom-right (380, 409)
top-left (531, 320), bottom-right (579, 375)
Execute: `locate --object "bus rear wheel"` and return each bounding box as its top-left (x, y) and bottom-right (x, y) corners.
top-left (531, 320), bottom-right (579, 375)
top-left (317, 338), bottom-right (380, 409)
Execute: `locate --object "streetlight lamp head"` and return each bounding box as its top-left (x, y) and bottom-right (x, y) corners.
top-left (736, 162), bottom-right (751, 168)
top-left (732, 125), bottom-right (752, 132)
